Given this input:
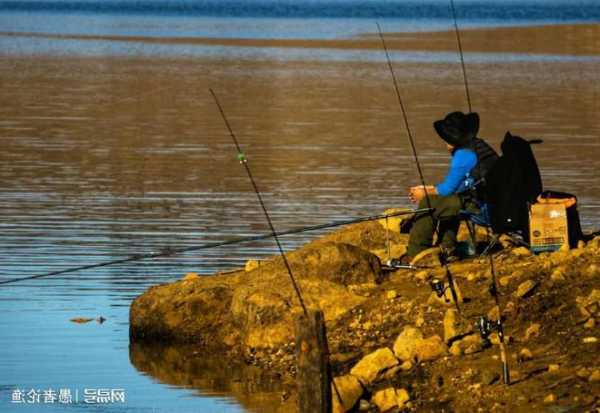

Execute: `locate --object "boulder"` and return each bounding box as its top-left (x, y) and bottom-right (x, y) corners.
top-left (131, 240), bottom-right (381, 350)
top-left (332, 375), bottom-right (364, 413)
top-left (350, 348), bottom-right (399, 385)
top-left (415, 335), bottom-right (447, 362)
top-left (449, 334), bottom-right (486, 356)
top-left (393, 327), bottom-right (424, 361)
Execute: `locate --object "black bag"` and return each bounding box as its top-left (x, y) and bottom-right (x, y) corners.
top-left (484, 132), bottom-right (543, 239)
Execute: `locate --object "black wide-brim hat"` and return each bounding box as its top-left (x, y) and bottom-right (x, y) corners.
top-left (433, 111), bottom-right (480, 148)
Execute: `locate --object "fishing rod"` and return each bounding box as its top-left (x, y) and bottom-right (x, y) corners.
top-left (209, 88), bottom-right (348, 406)
top-left (449, 2), bottom-right (509, 384)
top-left (450, 0), bottom-right (472, 112)
top-left (209, 88), bottom-right (308, 316)
top-left (0, 207), bottom-right (428, 286)
top-left (376, 22), bottom-right (461, 312)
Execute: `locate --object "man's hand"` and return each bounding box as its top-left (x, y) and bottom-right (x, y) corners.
top-left (409, 185), bottom-right (436, 203)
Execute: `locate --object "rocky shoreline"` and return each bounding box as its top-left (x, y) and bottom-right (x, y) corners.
top-left (130, 212), bottom-right (599, 412)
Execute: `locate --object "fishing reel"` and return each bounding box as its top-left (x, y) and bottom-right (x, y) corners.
top-left (430, 279), bottom-right (449, 299)
top-left (476, 315), bottom-right (504, 342)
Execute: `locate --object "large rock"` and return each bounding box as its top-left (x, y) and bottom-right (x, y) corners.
top-left (332, 375), bottom-right (363, 413)
top-left (415, 335), bottom-right (447, 362)
top-left (130, 241), bottom-right (381, 350)
top-left (350, 348), bottom-right (399, 385)
top-left (393, 327), bottom-right (424, 362)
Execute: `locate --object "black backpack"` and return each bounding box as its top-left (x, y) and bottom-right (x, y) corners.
top-left (483, 132), bottom-right (543, 238)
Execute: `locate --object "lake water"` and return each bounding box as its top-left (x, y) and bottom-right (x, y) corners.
top-left (1, 1), bottom-right (600, 412)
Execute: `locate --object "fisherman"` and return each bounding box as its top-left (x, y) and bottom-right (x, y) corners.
top-left (401, 111), bottom-right (498, 262)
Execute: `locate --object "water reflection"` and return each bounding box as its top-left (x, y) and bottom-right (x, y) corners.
top-left (129, 342), bottom-right (290, 413)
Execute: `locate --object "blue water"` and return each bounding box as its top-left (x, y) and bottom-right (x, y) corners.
top-left (1, 0), bottom-right (600, 59)
top-left (1, 1), bottom-right (600, 413)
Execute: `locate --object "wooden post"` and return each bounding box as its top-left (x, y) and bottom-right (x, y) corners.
top-left (295, 309), bottom-right (332, 413)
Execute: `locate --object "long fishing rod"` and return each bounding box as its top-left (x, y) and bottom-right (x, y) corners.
top-left (209, 88), bottom-right (309, 316)
top-left (449, 2), bottom-right (509, 384)
top-left (450, 0), bottom-right (472, 112)
top-left (0, 207), bottom-right (428, 286)
top-left (376, 22), bottom-right (461, 311)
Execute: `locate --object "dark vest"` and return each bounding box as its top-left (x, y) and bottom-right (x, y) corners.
top-left (466, 137), bottom-right (499, 183)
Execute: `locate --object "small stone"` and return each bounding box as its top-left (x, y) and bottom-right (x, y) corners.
top-left (519, 348), bottom-right (533, 361)
top-left (543, 393), bottom-right (556, 403)
top-left (576, 367), bottom-right (591, 378)
top-left (577, 240), bottom-right (586, 249)
top-left (182, 272), bottom-right (200, 281)
top-left (400, 360), bottom-right (413, 371)
top-left (371, 388), bottom-right (397, 412)
top-left (524, 323), bottom-right (541, 341)
top-left (245, 259), bottom-right (260, 272)
top-left (582, 337), bottom-right (597, 344)
top-left (350, 348), bottom-right (399, 385)
top-left (548, 364), bottom-right (560, 373)
top-left (371, 388), bottom-right (410, 412)
top-left (396, 388), bottom-right (410, 408)
top-left (382, 365), bottom-right (402, 381)
top-left (358, 399), bottom-right (371, 411)
top-left (386, 290), bottom-right (398, 300)
top-left (512, 247), bottom-right (532, 257)
top-left (514, 279), bottom-right (538, 298)
top-left (550, 267), bottom-right (566, 282)
top-left (332, 375), bottom-right (364, 413)
top-left (499, 276), bottom-right (512, 287)
top-left (589, 370), bottom-right (600, 382)
top-left (584, 318), bottom-right (595, 329)
top-left (415, 315), bottom-right (425, 328)
top-left (586, 264), bottom-right (599, 278)
top-left (487, 306), bottom-right (500, 321)
top-left (393, 327), bottom-right (424, 361)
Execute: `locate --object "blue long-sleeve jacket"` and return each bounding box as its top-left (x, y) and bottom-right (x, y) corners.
top-left (435, 148), bottom-right (478, 196)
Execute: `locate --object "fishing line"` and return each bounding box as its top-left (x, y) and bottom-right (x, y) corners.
top-left (376, 22), bottom-right (461, 311)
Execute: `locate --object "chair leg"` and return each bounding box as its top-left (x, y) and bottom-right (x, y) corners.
top-left (480, 234), bottom-right (498, 257)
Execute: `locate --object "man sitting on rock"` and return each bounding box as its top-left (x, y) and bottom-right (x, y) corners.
top-left (401, 111), bottom-right (498, 263)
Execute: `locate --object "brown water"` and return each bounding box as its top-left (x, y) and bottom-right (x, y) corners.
top-left (1, 54), bottom-right (599, 412)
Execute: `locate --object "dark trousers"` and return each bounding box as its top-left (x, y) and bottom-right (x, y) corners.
top-left (407, 194), bottom-right (470, 257)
